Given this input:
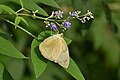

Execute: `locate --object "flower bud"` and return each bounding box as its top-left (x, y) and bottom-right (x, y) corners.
top-left (50, 22), bottom-right (58, 31)
top-left (64, 20), bottom-right (71, 28)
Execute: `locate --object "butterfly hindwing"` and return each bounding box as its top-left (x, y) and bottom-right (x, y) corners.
top-left (54, 37), bottom-right (69, 68)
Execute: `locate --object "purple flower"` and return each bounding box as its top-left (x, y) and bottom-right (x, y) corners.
top-left (69, 11), bottom-right (81, 17)
top-left (50, 22), bottom-right (58, 31)
top-left (70, 12), bottom-right (77, 17)
top-left (54, 10), bottom-right (63, 19)
top-left (64, 20), bottom-right (71, 28)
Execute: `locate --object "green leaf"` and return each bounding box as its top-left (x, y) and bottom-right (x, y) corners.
top-left (33, 0), bottom-right (60, 8)
top-left (0, 8), bottom-right (2, 13)
top-left (20, 0), bottom-right (23, 8)
top-left (23, 0), bottom-right (48, 16)
top-left (3, 69), bottom-right (14, 80)
top-left (65, 58), bottom-right (85, 80)
top-left (38, 31), bottom-right (54, 41)
top-left (15, 16), bottom-right (29, 28)
top-left (31, 39), bottom-right (47, 78)
top-left (0, 36), bottom-right (27, 59)
top-left (6, 59), bottom-right (25, 80)
top-left (0, 63), bottom-right (4, 80)
top-left (0, 54), bottom-right (25, 80)
top-left (0, 0), bottom-right (49, 16)
top-left (10, 0), bottom-right (48, 16)
top-left (19, 17), bottom-right (29, 26)
top-left (0, 5), bottom-right (16, 15)
top-left (0, 0), bottom-right (8, 3)
top-left (64, 37), bottom-right (72, 45)
top-left (15, 16), bottom-right (21, 29)
top-left (3, 0), bottom-right (48, 16)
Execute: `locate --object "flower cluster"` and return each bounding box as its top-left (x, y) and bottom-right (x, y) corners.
top-left (54, 10), bottom-right (64, 19)
top-left (77, 10), bottom-right (94, 23)
top-left (44, 10), bottom-right (94, 31)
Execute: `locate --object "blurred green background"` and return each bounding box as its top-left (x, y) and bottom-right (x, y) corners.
top-left (0, 0), bottom-right (120, 80)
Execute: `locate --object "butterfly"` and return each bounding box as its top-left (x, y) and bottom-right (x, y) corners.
top-left (39, 33), bottom-right (69, 68)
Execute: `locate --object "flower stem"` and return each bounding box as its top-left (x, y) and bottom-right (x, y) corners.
top-left (1, 18), bottom-right (38, 40)
top-left (16, 8), bottom-right (24, 13)
top-left (17, 13), bottom-right (65, 22)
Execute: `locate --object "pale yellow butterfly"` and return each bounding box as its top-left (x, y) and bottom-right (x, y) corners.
top-left (39, 33), bottom-right (69, 68)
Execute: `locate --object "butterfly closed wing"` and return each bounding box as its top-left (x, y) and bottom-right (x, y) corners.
top-left (39, 33), bottom-right (69, 68)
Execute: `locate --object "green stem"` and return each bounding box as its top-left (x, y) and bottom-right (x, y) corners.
top-left (16, 8), bottom-right (24, 13)
top-left (17, 13), bottom-right (65, 22)
top-left (18, 13), bottom-right (85, 22)
top-left (23, 8), bottom-right (31, 13)
top-left (1, 18), bottom-right (38, 40)
top-left (16, 8), bottom-right (31, 13)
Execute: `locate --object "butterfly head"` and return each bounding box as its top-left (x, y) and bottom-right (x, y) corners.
top-left (52, 33), bottom-right (63, 39)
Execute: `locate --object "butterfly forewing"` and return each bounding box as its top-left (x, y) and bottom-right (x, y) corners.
top-left (39, 34), bottom-right (62, 61)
